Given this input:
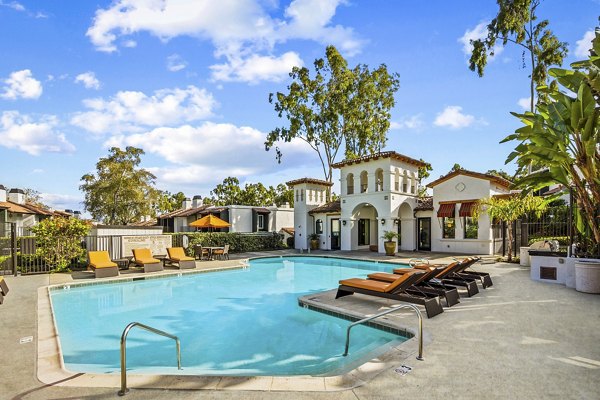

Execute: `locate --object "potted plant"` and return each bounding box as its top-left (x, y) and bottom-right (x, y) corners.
top-left (382, 231), bottom-right (399, 256)
top-left (308, 233), bottom-right (320, 250)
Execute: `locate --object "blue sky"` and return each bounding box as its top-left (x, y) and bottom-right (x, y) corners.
top-left (0, 0), bottom-right (597, 213)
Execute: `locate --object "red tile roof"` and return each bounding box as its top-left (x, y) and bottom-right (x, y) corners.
top-left (308, 200), bottom-right (341, 215)
top-left (414, 197), bottom-right (433, 211)
top-left (426, 169), bottom-right (512, 189)
top-left (286, 177), bottom-right (333, 187)
top-left (331, 151), bottom-right (428, 169)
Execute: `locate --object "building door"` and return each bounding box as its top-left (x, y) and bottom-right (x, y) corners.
top-left (417, 218), bottom-right (431, 251)
top-left (358, 219), bottom-right (370, 246)
top-left (331, 219), bottom-right (340, 250)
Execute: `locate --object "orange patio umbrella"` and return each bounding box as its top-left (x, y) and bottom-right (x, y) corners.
top-left (189, 214), bottom-right (231, 230)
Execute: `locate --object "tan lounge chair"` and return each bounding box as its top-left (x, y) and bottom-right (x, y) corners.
top-left (212, 244), bottom-right (230, 260)
top-left (88, 251), bottom-right (119, 278)
top-left (132, 248), bottom-right (163, 273)
top-left (166, 247), bottom-right (196, 269)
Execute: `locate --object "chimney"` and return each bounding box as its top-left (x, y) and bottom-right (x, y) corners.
top-left (0, 185), bottom-right (6, 202)
top-left (73, 211), bottom-right (81, 219)
top-left (64, 209), bottom-right (74, 216)
top-left (8, 188), bottom-right (25, 204)
top-left (192, 195), bottom-right (202, 208)
top-left (182, 198), bottom-right (192, 209)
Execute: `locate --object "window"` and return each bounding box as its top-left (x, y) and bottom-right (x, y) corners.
top-left (308, 190), bottom-right (313, 202)
top-left (300, 189), bottom-right (304, 202)
top-left (360, 171), bottom-right (368, 193)
top-left (258, 214), bottom-right (264, 229)
top-left (358, 219), bottom-right (370, 246)
top-left (394, 169), bottom-right (400, 191)
top-left (316, 219), bottom-right (323, 234)
top-left (403, 171), bottom-right (408, 192)
top-left (442, 217), bottom-right (455, 239)
top-left (295, 189), bottom-right (298, 202)
top-left (375, 169), bottom-right (384, 191)
top-left (464, 217), bottom-right (478, 239)
top-left (346, 173), bottom-right (354, 195)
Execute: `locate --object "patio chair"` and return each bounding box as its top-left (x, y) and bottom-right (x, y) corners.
top-left (88, 251), bottom-right (119, 278)
top-left (212, 244), bottom-right (229, 260)
top-left (166, 247), bottom-right (196, 269)
top-left (193, 245), bottom-right (210, 260)
top-left (335, 270), bottom-right (444, 318)
top-left (0, 276), bottom-right (8, 304)
top-left (368, 265), bottom-right (460, 307)
top-left (132, 248), bottom-right (164, 273)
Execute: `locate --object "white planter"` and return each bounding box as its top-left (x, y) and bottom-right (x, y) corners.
top-left (575, 261), bottom-right (600, 294)
top-left (520, 247), bottom-right (531, 267)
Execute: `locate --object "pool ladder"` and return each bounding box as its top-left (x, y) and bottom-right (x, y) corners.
top-left (118, 322), bottom-right (182, 396)
top-left (343, 304), bottom-right (424, 360)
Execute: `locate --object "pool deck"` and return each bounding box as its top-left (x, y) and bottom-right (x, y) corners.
top-left (1, 249), bottom-right (599, 399)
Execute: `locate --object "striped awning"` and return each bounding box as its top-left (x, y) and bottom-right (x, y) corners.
top-left (459, 202), bottom-right (476, 217)
top-left (437, 203), bottom-right (456, 218)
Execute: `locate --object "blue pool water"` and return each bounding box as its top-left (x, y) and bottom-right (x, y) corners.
top-left (50, 256), bottom-right (408, 376)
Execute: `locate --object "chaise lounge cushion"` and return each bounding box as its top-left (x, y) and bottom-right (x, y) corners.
top-left (88, 251), bottom-right (118, 269)
top-left (132, 248), bottom-right (161, 264)
top-left (166, 247), bottom-right (194, 262)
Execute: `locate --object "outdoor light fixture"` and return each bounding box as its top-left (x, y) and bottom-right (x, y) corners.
top-left (381, 219), bottom-right (386, 225)
top-left (342, 220), bottom-right (347, 226)
top-left (394, 219), bottom-right (400, 225)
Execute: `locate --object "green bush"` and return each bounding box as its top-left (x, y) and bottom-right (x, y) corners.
top-left (528, 236), bottom-right (569, 246)
top-left (186, 232), bottom-right (285, 255)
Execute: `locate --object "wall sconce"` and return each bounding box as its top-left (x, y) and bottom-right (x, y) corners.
top-left (394, 218), bottom-right (400, 225)
top-left (342, 220), bottom-right (347, 226)
top-left (381, 219), bottom-right (386, 225)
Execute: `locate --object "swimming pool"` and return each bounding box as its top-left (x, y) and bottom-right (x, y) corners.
top-left (50, 256), bottom-right (409, 376)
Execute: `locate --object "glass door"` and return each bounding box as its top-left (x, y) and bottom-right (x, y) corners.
top-left (418, 218), bottom-right (431, 251)
top-left (330, 219), bottom-right (340, 250)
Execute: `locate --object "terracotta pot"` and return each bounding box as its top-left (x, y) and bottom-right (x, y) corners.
top-left (310, 239), bottom-right (319, 250)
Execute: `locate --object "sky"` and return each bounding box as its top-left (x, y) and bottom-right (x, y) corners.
top-left (0, 0), bottom-right (598, 213)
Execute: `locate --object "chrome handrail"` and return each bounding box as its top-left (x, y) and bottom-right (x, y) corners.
top-left (118, 322), bottom-right (182, 396)
top-left (408, 258), bottom-right (429, 267)
top-left (342, 304), bottom-right (424, 360)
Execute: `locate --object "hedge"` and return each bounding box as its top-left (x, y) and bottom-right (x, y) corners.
top-left (184, 232), bottom-right (286, 255)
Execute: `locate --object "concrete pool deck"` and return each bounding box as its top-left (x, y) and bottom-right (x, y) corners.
top-left (1, 250), bottom-right (599, 399)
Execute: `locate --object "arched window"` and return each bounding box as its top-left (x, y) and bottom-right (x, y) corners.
top-left (360, 171), bottom-right (368, 193)
top-left (403, 171), bottom-right (409, 193)
top-left (375, 169), bottom-right (384, 192)
top-left (300, 189), bottom-right (304, 202)
top-left (394, 169), bottom-right (400, 191)
top-left (315, 219), bottom-right (323, 234)
top-left (411, 172), bottom-right (417, 194)
top-left (295, 189), bottom-right (299, 202)
top-left (346, 173), bottom-right (354, 195)
top-left (309, 189), bottom-right (313, 202)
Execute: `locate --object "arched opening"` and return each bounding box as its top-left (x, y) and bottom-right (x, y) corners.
top-left (403, 171), bottom-right (409, 193)
top-left (360, 171), bottom-right (368, 193)
top-left (394, 168), bottom-right (400, 191)
top-left (411, 172), bottom-right (417, 194)
top-left (346, 173), bottom-right (354, 195)
top-left (397, 202), bottom-right (415, 251)
top-left (351, 203), bottom-right (379, 250)
top-left (375, 168), bottom-right (384, 192)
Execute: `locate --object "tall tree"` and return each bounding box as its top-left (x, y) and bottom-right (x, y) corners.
top-left (210, 177), bottom-right (243, 206)
top-left (485, 169), bottom-right (514, 181)
top-left (468, 0), bottom-right (567, 112)
top-left (503, 27), bottom-right (600, 248)
top-left (80, 147), bottom-right (160, 225)
top-left (273, 183), bottom-right (294, 207)
top-left (23, 188), bottom-right (48, 209)
top-left (266, 45), bottom-right (400, 182)
top-left (156, 190), bottom-right (187, 213)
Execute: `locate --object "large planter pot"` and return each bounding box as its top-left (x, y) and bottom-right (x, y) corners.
top-left (310, 240), bottom-right (319, 250)
top-left (384, 241), bottom-right (396, 256)
top-left (575, 261), bottom-right (600, 294)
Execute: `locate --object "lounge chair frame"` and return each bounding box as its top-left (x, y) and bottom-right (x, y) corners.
top-left (166, 247), bottom-right (196, 270)
top-left (88, 251), bottom-right (119, 278)
top-left (132, 248), bottom-right (164, 273)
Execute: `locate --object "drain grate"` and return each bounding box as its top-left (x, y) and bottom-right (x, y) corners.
top-left (394, 365), bottom-right (412, 376)
top-left (19, 336), bottom-right (33, 344)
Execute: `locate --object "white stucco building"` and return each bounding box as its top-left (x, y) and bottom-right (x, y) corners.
top-left (288, 152), bottom-right (513, 256)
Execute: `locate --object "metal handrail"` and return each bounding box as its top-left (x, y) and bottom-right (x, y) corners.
top-left (408, 258), bottom-right (429, 267)
top-left (342, 304), bottom-right (424, 360)
top-left (118, 322), bottom-right (182, 396)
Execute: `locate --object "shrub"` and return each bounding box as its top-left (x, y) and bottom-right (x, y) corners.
top-left (528, 236), bottom-right (569, 246)
top-left (286, 236), bottom-right (294, 248)
top-left (186, 232), bottom-right (285, 254)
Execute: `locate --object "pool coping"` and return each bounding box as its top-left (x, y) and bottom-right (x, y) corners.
top-left (37, 257), bottom-right (423, 392)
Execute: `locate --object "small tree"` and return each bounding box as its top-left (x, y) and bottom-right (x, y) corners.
top-left (31, 217), bottom-right (90, 272)
top-left (475, 195), bottom-right (547, 261)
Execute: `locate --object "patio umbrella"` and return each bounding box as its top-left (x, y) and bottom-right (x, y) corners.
top-left (189, 214), bottom-right (231, 230)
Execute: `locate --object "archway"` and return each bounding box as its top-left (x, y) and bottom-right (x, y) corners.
top-left (351, 203), bottom-right (379, 250)
top-left (397, 202), bottom-right (415, 251)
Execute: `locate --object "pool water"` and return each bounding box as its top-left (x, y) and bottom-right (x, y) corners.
top-left (50, 256), bottom-right (408, 376)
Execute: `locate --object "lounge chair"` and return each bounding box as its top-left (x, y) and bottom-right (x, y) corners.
top-left (335, 271), bottom-right (444, 318)
top-left (88, 251), bottom-right (119, 278)
top-left (429, 259), bottom-right (480, 297)
top-left (0, 276), bottom-right (8, 304)
top-left (132, 248), bottom-right (164, 273)
top-left (368, 265), bottom-right (460, 307)
top-left (453, 257), bottom-right (493, 288)
top-left (166, 247), bottom-right (196, 269)
top-left (212, 244), bottom-right (229, 260)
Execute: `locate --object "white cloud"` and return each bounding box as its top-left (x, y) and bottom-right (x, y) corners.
top-left (434, 106), bottom-right (475, 129)
top-left (459, 21), bottom-right (503, 61)
top-left (517, 96), bottom-right (539, 111)
top-left (390, 114), bottom-right (425, 130)
top-left (86, 0), bottom-right (361, 83)
top-left (1, 69), bottom-right (43, 99)
top-left (70, 85), bottom-right (217, 135)
top-left (0, 111), bottom-right (75, 155)
top-left (210, 51), bottom-right (303, 84)
top-left (40, 193), bottom-right (83, 212)
top-left (166, 54), bottom-right (187, 72)
top-left (105, 121), bottom-right (312, 187)
top-left (575, 30), bottom-right (595, 58)
top-left (74, 71), bottom-right (101, 90)
top-left (0, 1), bottom-right (25, 12)
top-left (122, 39), bottom-right (137, 48)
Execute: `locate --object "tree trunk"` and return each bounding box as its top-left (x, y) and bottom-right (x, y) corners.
top-left (507, 223), bottom-right (514, 262)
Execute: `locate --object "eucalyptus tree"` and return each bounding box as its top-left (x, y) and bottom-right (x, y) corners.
top-left (266, 45), bottom-right (400, 182)
top-left (504, 28), bottom-right (600, 247)
top-left (80, 147), bottom-right (160, 225)
top-left (468, 0), bottom-right (567, 111)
